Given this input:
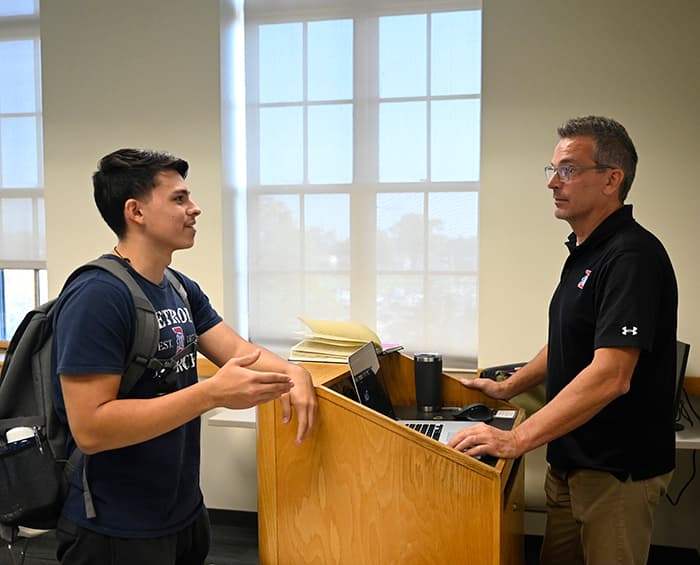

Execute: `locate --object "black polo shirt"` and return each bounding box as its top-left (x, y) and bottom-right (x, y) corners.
top-left (546, 205), bottom-right (678, 480)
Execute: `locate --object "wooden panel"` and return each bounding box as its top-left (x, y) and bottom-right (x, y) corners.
top-left (500, 457), bottom-right (525, 565)
top-left (381, 353), bottom-right (506, 410)
top-left (257, 400), bottom-right (279, 564)
top-left (685, 376), bottom-right (700, 397)
top-left (197, 356), bottom-right (218, 377)
top-left (271, 388), bottom-right (501, 564)
top-left (257, 357), bottom-right (525, 565)
top-left (299, 361), bottom-right (354, 387)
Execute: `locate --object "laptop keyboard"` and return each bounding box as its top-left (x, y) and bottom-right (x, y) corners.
top-left (405, 422), bottom-right (443, 440)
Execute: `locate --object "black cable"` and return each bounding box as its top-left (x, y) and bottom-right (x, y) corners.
top-left (666, 393), bottom-right (698, 506)
top-left (665, 449), bottom-right (697, 506)
top-left (677, 399), bottom-right (693, 429)
top-left (682, 388), bottom-right (700, 422)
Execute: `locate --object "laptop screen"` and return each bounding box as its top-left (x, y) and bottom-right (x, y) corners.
top-left (348, 342), bottom-right (396, 419)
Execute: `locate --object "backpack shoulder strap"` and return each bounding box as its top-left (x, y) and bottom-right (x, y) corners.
top-left (64, 258), bottom-right (159, 397)
top-left (163, 268), bottom-right (192, 314)
top-left (63, 259), bottom-right (195, 397)
top-left (149, 268), bottom-right (198, 379)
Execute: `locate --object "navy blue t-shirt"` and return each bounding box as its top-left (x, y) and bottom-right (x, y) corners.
top-left (52, 256), bottom-right (222, 538)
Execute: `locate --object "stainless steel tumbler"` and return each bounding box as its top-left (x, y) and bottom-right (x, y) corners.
top-left (414, 353), bottom-right (442, 412)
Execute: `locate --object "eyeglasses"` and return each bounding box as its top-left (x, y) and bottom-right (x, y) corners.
top-left (544, 164), bottom-right (614, 183)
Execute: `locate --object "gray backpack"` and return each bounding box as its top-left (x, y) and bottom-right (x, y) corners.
top-left (0, 258), bottom-right (195, 543)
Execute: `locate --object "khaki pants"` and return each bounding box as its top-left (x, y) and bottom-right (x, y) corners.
top-left (540, 466), bottom-right (673, 565)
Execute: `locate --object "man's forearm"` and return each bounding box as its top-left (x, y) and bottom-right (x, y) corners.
top-left (511, 346), bottom-right (637, 454)
top-left (502, 345), bottom-right (548, 399)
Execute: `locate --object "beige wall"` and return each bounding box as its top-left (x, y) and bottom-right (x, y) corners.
top-left (41, 0), bottom-right (225, 310)
top-left (480, 0), bottom-right (700, 375)
top-left (40, 0), bottom-right (700, 539)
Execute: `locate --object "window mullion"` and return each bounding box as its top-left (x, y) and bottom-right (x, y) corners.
top-left (424, 13), bottom-right (432, 331)
top-left (350, 15), bottom-right (378, 327)
top-left (302, 21), bottom-right (309, 185)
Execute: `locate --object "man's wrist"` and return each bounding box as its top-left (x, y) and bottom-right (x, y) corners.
top-left (510, 423), bottom-right (534, 457)
top-left (499, 376), bottom-right (517, 400)
top-left (286, 363), bottom-right (312, 383)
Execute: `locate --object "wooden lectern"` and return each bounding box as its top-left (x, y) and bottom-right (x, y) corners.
top-left (257, 352), bottom-right (525, 565)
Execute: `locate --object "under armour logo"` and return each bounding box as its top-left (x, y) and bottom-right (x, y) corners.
top-left (621, 326), bottom-right (638, 336)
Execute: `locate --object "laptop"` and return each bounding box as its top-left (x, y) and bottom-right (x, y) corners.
top-left (347, 342), bottom-right (478, 445)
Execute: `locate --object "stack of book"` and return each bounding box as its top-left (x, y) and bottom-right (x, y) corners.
top-left (288, 317), bottom-right (402, 363)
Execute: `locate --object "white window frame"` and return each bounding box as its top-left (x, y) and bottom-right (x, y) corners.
top-left (0, 7), bottom-right (47, 339)
top-left (239, 0), bottom-right (481, 368)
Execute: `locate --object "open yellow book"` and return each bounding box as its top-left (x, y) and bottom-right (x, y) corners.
top-left (289, 317), bottom-right (402, 363)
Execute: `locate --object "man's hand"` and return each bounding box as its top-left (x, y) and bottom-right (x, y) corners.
top-left (210, 350), bottom-right (295, 409)
top-left (279, 364), bottom-right (318, 444)
top-left (459, 375), bottom-right (510, 400)
top-left (447, 422), bottom-right (524, 459)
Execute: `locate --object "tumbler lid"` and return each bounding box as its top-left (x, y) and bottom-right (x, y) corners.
top-left (414, 352), bottom-right (442, 362)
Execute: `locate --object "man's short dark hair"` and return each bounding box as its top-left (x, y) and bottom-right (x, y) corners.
top-left (93, 148), bottom-right (189, 238)
top-left (557, 116), bottom-right (638, 202)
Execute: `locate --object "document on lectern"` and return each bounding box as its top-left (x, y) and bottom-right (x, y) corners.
top-left (288, 317), bottom-right (402, 363)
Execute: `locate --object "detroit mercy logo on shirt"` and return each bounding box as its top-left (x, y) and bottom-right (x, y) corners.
top-left (172, 325), bottom-right (185, 353)
top-left (156, 306), bottom-right (197, 371)
top-left (577, 269), bottom-right (592, 289)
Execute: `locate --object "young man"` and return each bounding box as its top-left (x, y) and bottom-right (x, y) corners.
top-left (452, 116), bottom-right (677, 564)
top-left (52, 148), bottom-right (317, 565)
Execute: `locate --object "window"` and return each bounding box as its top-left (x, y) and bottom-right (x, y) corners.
top-left (0, 1), bottom-right (47, 340)
top-left (242, 1), bottom-right (481, 368)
